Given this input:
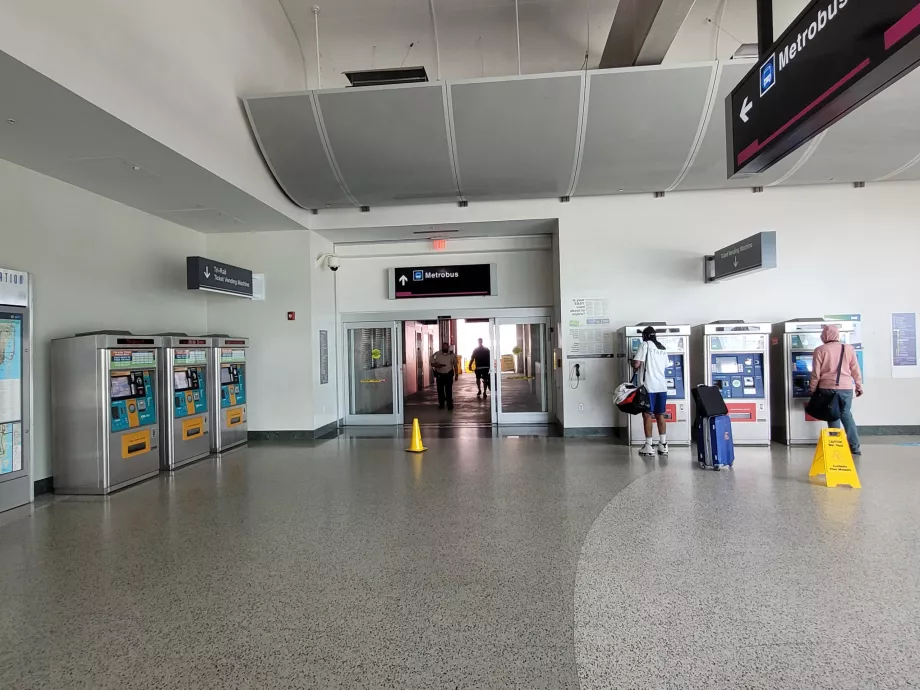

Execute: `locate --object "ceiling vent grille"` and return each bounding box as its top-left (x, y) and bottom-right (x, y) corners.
top-left (343, 66), bottom-right (429, 88)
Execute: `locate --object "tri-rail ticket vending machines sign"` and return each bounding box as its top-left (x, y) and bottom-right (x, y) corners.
top-left (619, 323), bottom-right (692, 446)
top-left (208, 336), bottom-right (248, 452)
top-left (0, 268), bottom-right (32, 513)
top-left (158, 335), bottom-right (211, 470)
top-left (692, 321), bottom-right (770, 446)
top-left (771, 318), bottom-right (856, 445)
top-left (51, 333), bottom-right (162, 494)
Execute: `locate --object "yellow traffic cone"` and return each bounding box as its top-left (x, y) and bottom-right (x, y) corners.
top-left (406, 418), bottom-right (427, 453)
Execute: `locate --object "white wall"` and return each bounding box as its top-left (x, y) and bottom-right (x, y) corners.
top-left (334, 237), bottom-right (554, 315)
top-left (315, 180), bottom-right (920, 431)
top-left (0, 0), bottom-right (312, 226)
top-left (0, 158), bottom-right (207, 480)
top-left (205, 230), bottom-right (315, 432)
top-left (309, 232), bottom-right (339, 430)
top-left (665, 0), bottom-right (811, 63)
top-left (556, 184), bottom-right (920, 428)
top-left (284, 0), bottom-right (618, 88)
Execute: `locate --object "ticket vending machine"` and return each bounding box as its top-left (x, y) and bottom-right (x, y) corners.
top-left (619, 323), bottom-right (692, 446)
top-left (692, 321), bottom-right (771, 446)
top-left (158, 335), bottom-right (211, 470)
top-left (51, 333), bottom-right (161, 494)
top-left (771, 318), bottom-right (855, 445)
top-left (0, 269), bottom-right (32, 514)
top-left (209, 336), bottom-right (248, 452)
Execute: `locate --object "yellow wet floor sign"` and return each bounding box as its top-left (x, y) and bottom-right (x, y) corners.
top-left (809, 428), bottom-right (861, 488)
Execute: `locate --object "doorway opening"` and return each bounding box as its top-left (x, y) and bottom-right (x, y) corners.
top-left (342, 314), bottom-right (552, 428)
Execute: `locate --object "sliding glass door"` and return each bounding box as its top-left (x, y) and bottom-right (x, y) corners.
top-left (493, 317), bottom-right (552, 425)
top-left (344, 322), bottom-right (403, 425)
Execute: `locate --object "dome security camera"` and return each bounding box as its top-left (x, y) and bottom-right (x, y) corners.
top-left (327, 256), bottom-right (340, 272)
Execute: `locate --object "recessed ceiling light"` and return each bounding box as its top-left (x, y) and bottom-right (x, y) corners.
top-left (617, 189), bottom-right (624, 192)
top-left (6, 119), bottom-right (15, 124)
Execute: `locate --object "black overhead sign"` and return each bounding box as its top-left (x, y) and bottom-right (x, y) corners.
top-left (706, 232), bottom-right (777, 282)
top-left (388, 264), bottom-right (494, 300)
top-left (727, 0), bottom-right (920, 177)
top-left (186, 256), bottom-right (253, 297)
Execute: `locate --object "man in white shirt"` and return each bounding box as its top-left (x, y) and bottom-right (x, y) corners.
top-left (631, 326), bottom-right (671, 456)
top-left (430, 342), bottom-right (459, 410)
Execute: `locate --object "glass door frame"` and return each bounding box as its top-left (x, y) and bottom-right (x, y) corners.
top-left (492, 316), bottom-right (553, 425)
top-left (343, 321), bottom-right (404, 426)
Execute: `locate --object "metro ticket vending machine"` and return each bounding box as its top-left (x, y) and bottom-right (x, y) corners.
top-left (619, 323), bottom-right (692, 446)
top-left (208, 335), bottom-right (249, 452)
top-left (771, 318), bottom-right (855, 445)
top-left (51, 333), bottom-right (161, 494)
top-left (692, 321), bottom-right (771, 446)
top-left (158, 335), bottom-right (211, 470)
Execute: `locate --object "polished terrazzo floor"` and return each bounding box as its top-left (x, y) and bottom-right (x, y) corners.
top-left (1, 436), bottom-right (919, 689)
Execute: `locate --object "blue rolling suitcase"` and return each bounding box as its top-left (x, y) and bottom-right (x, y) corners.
top-left (696, 415), bottom-right (735, 471)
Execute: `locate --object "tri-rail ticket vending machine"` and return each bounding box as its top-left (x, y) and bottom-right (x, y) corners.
top-left (51, 333), bottom-right (162, 494)
top-left (771, 318), bottom-right (856, 445)
top-left (0, 268), bottom-right (32, 513)
top-left (619, 323), bottom-right (692, 446)
top-left (692, 321), bottom-right (770, 446)
top-left (158, 335), bottom-right (211, 470)
top-left (208, 335), bottom-right (248, 452)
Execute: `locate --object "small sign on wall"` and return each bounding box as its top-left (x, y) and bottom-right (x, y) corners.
top-left (319, 330), bottom-right (329, 385)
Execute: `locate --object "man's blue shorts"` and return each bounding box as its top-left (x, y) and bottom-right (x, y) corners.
top-left (648, 392), bottom-right (668, 415)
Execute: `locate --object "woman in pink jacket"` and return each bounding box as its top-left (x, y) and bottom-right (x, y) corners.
top-left (809, 324), bottom-right (864, 455)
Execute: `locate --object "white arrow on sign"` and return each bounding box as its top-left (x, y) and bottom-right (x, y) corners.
top-left (204, 267), bottom-right (211, 279)
top-left (733, 256), bottom-right (739, 268)
top-left (740, 97), bottom-right (753, 123)
top-left (398, 275), bottom-right (408, 286)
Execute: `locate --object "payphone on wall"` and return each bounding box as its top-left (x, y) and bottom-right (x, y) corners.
top-left (618, 323), bottom-right (692, 446)
top-left (51, 333), bottom-right (161, 494)
top-left (692, 321), bottom-right (771, 446)
top-left (771, 318), bottom-right (855, 445)
top-left (208, 335), bottom-right (249, 452)
top-left (0, 268), bottom-right (32, 513)
top-left (159, 335), bottom-right (211, 470)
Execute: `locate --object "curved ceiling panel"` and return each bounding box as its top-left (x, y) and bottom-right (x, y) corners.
top-left (450, 74), bottom-right (583, 201)
top-left (316, 84), bottom-right (459, 206)
top-left (575, 64), bottom-right (714, 196)
top-left (245, 94), bottom-right (355, 210)
top-left (675, 61), bottom-right (806, 191)
top-left (781, 68), bottom-right (920, 186)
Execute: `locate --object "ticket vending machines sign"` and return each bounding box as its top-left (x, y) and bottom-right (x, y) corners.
top-left (0, 268), bottom-right (32, 514)
top-left (692, 322), bottom-right (771, 446)
top-left (159, 336), bottom-right (211, 470)
top-left (52, 334), bottom-right (162, 494)
top-left (618, 324), bottom-right (692, 446)
top-left (770, 319), bottom-right (856, 445)
top-left (208, 336), bottom-right (249, 452)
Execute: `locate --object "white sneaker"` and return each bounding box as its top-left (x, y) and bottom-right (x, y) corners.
top-left (639, 444), bottom-right (655, 456)
top-left (658, 443), bottom-right (669, 456)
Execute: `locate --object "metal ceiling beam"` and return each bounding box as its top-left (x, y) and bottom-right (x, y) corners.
top-left (599, 0), bottom-right (696, 68)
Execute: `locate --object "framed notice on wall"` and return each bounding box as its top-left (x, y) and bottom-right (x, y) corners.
top-left (891, 313), bottom-right (920, 378)
top-left (319, 330), bottom-right (329, 385)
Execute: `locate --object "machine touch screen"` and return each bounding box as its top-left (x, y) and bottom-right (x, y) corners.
top-left (110, 376), bottom-right (133, 400)
top-left (791, 353), bottom-right (814, 398)
top-left (173, 370), bottom-right (190, 391)
top-left (220, 366), bottom-right (233, 385)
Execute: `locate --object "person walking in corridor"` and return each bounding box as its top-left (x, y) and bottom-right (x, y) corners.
top-left (431, 342), bottom-right (458, 411)
top-left (470, 338), bottom-right (492, 397)
top-left (810, 324), bottom-right (864, 455)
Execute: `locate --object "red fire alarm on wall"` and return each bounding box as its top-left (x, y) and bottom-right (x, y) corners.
top-left (287, 311), bottom-right (296, 321)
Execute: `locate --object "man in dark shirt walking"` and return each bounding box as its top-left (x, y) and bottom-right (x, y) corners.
top-left (470, 338), bottom-right (492, 397)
